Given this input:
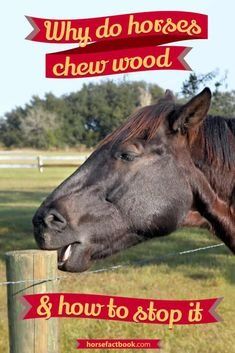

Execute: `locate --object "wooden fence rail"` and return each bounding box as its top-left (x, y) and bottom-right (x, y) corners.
top-left (0, 155), bottom-right (90, 172)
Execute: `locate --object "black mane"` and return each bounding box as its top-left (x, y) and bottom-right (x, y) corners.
top-left (202, 115), bottom-right (235, 168)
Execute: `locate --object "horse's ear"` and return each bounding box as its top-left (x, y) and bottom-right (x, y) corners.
top-left (164, 89), bottom-right (175, 101)
top-left (170, 87), bottom-right (211, 133)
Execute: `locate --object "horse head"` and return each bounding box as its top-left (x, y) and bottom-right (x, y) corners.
top-left (33, 88), bottom-right (213, 272)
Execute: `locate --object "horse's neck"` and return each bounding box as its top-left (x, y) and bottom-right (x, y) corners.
top-left (190, 120), bottom-right (235, 204)
top-left (189, 164), bottom-right (235, 253)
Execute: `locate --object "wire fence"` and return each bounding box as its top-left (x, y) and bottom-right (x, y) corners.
top-left (0, 243), bottom-right (224, 287)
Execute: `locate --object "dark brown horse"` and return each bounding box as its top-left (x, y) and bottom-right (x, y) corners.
top-left (33, 88), bottom-right (235, 272)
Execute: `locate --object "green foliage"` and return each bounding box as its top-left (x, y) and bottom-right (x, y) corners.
top-left (1, 75), bottom-right (235, 150)
top-left (20, 106), bottom-right (60, 149)
top-left (210, 90), bottom-right (235, 117)
top-left (0, 81), bottom-right (163, 149)
top-left (181, 71), bottom-right (219, 98)
top-left (181, 70), bottom-right (235, 117)
top-left (0, 107), bottom-right (26, 148)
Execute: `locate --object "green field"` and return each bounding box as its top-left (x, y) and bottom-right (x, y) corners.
top-left (0, 164), bottom-right (234, 353)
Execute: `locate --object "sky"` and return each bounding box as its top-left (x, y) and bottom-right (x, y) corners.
top-left (1, 0), bottom-right (235, 117)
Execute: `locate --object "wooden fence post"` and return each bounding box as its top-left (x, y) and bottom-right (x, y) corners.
top-left (5, 250), bottom-right (59, 353)
top-left (37, 156), bottom-right (43, 173)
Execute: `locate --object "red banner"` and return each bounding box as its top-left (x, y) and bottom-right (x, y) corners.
top-left (76, 339), bottom-right (161, 350)
top-left (26, 11), bottom-right (208, 78)
top-left (46, 45), bottom-right (191, 78)
top-left (20, 293), bottom-right (222, 329)
top-left (26, 11), bottom-right (207, 45)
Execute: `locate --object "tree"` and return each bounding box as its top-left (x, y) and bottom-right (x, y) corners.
top-left (0, 107), bottom-right (27, 147)
top-left (62, 80), bottom-right (164, 146)
top-left (181, 70), bottom-right (219, 98)
top-left (210, 91), bottom-right (235, 117)
top-left (20, 106), bottom-right (60, 149)
top-left (181, 71), bottom-right (235, 117)
top-left (4, 77), bottom-right (235, 150)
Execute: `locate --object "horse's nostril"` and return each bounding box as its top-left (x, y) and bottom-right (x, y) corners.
top-left (44, 210), bottom-right (67, 231)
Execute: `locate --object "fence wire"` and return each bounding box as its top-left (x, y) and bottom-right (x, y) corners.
top-left (0, 243), bottom-right (225, 287)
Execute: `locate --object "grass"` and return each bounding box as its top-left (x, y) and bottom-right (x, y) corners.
top-left (0, 163), bottom-right (235, 353)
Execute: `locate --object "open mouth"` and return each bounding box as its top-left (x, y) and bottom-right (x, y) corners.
top-left (55, 235), bottom-right (100, 272)
top-left (57, 244), bottom-right (73, 268)
top-left (57, 241), bottom-right (92, 272)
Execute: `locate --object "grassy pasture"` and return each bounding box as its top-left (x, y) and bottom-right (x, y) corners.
top-left (0, 160), bottom-right (234, 353)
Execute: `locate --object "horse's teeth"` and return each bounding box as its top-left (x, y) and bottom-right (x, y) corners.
top-left (62, 244), bottom-right (72, 262)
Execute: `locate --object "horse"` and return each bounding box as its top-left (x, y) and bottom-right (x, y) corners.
top-left (33, 88), bottom-right (235, 272)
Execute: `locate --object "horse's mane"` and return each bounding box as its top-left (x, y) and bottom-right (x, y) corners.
top-left (201, 115), bottom-right (235, 168)
top-left (99, 98), bottom-right (235, 169)
top-left (99, 98), bottom-right (175, 147)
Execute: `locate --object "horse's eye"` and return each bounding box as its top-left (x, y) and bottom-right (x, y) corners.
top-left (118, 152), bottom-right (136, 162)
